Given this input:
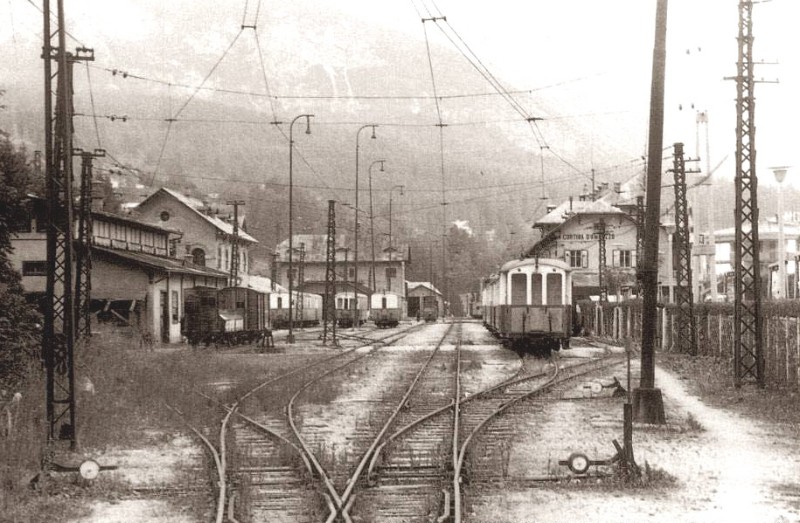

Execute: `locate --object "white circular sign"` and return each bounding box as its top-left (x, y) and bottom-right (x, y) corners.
top-left (79, 459), bottom-right (100, 480)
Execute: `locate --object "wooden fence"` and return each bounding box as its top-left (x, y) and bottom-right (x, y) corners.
top-left (579, 300), bottom-right (800, 389)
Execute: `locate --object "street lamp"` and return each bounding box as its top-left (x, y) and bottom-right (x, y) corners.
top-left (368, 159), bottom-right (386, 293)
top-left (288, 113), bottom-right (314, 343)
top-left (772, 166), bottom-right (790, 299)
top-left (388, 184), bottom-right (405, 265)
top-left (354, 124), bottom-right (378, 326)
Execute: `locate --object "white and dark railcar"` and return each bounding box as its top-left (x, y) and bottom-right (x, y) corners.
top-left (335, 291), bottom-right (369, 328)
top-left (482, 257), bottom-right (574, 352)
top-left (268, 291), bottom-right (322, 329)
top-left (370, 291), bottom-right (405, 328)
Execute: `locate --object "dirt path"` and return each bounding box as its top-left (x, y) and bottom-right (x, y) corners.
top-left (468, 360), bottom-right (800, 523)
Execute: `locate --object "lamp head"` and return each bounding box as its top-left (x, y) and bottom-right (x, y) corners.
top-left (379, 160), bottom-right (385, 172)
top-left (304, 115), bottom-right (312, 135)
top-left (771, 166), bottom-right (789, 184)
top-left (399, 185), bottom-right (405, 196)
top-left (370, 125), bottom-right (377, 139)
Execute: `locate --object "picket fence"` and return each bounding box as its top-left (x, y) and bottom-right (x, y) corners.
top-left (579, 300), bottom-right (800, 389)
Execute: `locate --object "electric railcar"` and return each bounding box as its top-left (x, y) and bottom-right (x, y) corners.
top-left (182, 286), bottom-right (270, 346)
top-left (335, 291), bottom-right (369, 328)
top-left (268, 291), bottom-right (322, 329)
top-left (370, 291), bottom-right (405, 328)
top-left (482, 257), bottom-right (574, 352)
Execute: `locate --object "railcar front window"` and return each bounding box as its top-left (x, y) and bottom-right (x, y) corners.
top-left (511, 273), bottom-right (527, 305)
top-left (547, 273), bottom-right (563, 305)
top-left (531, 273), bottom-right (543, 305)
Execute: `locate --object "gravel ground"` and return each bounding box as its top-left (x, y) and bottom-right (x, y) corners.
top-left (69, 322), bottom-right (800, 523)
top-left (467, 355), bottom-right (800, 523)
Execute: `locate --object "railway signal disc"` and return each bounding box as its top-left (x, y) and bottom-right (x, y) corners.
top-left (79, 459), bottom-right (101, 480)
top-left (566, 452), bottom-right (590, 475)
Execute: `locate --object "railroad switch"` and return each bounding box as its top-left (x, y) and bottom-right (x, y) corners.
top-left (558, 439), bottom-right (639, 477)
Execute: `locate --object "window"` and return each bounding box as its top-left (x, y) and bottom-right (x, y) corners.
top-left (565, 250), bottom-right (588, 268)
top-left (546, 273), bottom-right (563, 305)
top-left (385, 267), bottom-right (397, 278)
top-left (224, 248), bottom-right (229, 270)
top-left (510, 273), bottom-right (527, 305)
top-left (348, 267), bottom-right (355, 279)
top-left (217, 245), bottom-right (222, 269)
top-left (381, 297), bottom-right (387, 309)
top-left (613, 249), bottom-right (635, 268)
top-left (22, 261), bottom-right (47, 276)
top-left (10, 211), bottom-right (31, 233)
top-left (192, 248), bottom-right (206, 267)
top-left (171, 290), bottom-right (179, 322)
top-left (277, 297), bottom-right (283, 309)
top-left (531, 273), bottom-right (543, 305)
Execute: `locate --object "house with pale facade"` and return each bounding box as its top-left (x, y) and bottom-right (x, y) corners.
top-left (273, 233), bottom-right (409, 297)
top-left (9, 195), bottom-right (229, 344)
top-left (529, 192), bottom-right (676, 302)
top-left (135, 187), bottom-right (258, 286)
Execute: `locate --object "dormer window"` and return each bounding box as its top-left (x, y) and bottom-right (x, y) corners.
top-left (160, 211), bottom-right (170, 221)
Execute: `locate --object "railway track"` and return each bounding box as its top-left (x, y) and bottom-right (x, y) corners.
top-left (179, 322), bottom-right (426, 523)
top-left (336, 336), bottom-right (624, 523)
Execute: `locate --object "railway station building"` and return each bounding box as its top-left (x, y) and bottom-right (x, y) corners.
top-left (529, 181), bottom-right (676, 302)
top-left (9, 195), bottom-right (229, 345)
top-left (135, 187), bottom-right (258, 287)
top-left (273, 233), bottom-right (409, 299)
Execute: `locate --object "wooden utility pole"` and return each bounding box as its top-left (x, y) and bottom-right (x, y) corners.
top-left (634, 0), bottom-right (668, 424)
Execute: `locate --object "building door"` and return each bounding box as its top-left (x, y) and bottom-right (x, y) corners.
top-left (160, 290), bottom-right (169, 343)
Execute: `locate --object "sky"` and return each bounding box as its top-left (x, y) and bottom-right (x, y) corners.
top-left (1, 0), bottom-right (798, 193)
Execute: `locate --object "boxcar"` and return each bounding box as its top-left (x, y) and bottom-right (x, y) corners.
top-left (482, 257), bottom-right (573, 352)
top-left (370, 291), bottom-right (405, 328)
top-left (335, 291), bottom-right (369, 328)
top-left (183, 286), bottom-right (270, 346)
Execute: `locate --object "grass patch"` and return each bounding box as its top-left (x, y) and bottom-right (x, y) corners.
top-left (1, 329), bottom-right (320, 519)
top-left (659, 353), bottom-right (800, 427)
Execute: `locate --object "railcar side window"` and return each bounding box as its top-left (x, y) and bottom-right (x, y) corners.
top-left (531, 273), bottom-right (543, 305)
top-left (511, 273), bottom-right (527, 305)
top-left (547, 273), bottom-right (563, 305)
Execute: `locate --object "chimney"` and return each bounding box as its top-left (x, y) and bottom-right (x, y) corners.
top-left (613, 182), bottom-right (622, 193)
top-left (569, 195), bottom-right (573, 212)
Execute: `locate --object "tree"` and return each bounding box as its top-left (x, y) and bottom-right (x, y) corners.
top-left (0, 131), bottom-right (42, 391)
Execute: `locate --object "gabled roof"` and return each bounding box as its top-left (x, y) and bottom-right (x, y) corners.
top-left (247, 274), bottom-right (287, 293)
top-left (406, 281), bottom-right (442, 296)
top-left (138, 187), bottom-right (258, 243)
top-left (92, 246), bottom-right (229, 278)
top-left (534, 198), bottom-right (627, 227)
top-left (92, 209), bottom-right (181, 235)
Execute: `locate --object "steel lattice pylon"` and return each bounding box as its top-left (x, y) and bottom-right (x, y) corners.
top-left (322, 201), bottom-right (337, 345)
top-left (595, 219), bottom-right (608, 302)
top-left (74, 150), bottom-right (104, 339)
top-left (41, 0), bottom-right (94, 450)
top-left (227, 200), bottom-right (244, 287)
top-left (733, 0), bottom-right (764, 387)
top-left (671, 143), bottom-right (697, 355)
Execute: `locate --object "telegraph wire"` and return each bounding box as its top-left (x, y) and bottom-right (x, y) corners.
top-left (89, 63), bottom-right (560, 101)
